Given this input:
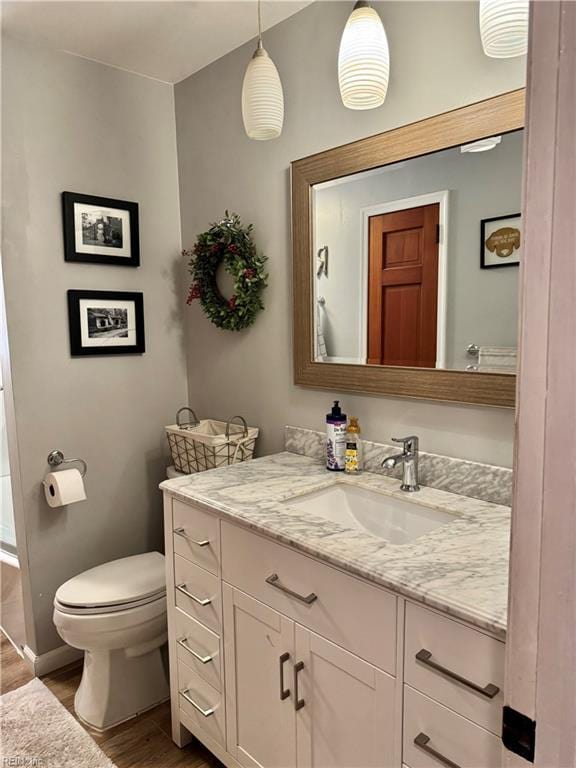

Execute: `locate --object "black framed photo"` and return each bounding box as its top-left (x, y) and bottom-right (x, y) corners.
top-left (67, 290), bottom-right (145, 356)
top-left (480, 213), bottom-right (522, 269)
top-left (62, 192), bottom-right (140, 267)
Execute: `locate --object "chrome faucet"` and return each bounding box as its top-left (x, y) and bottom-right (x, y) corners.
top-left (382, 436), bottom-right (420, 492)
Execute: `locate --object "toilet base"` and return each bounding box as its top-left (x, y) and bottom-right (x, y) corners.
top-left (74, 644), bottom-right (170, 731)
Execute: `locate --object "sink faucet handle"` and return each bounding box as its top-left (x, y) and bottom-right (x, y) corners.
top-left (391, 435), bottom-right (419, 454)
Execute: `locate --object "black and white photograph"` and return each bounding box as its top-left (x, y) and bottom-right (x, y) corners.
top-left (62, 192), bottom-right (140, 266)
top-left (67, 290), bottom-right (145, 356)
top-left (87, 307), bottom-right (128, 339)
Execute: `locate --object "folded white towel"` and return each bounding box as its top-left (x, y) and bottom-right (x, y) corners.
top-left (316, 304), bottom-right (328, 361)
top-left (478, 346), bottom-right (517, 373)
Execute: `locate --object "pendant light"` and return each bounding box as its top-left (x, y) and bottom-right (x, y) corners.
top-left (338, 1), bottom-right (390, 111)
top-left (241, 0), bottom-right (284, 140)
top-left (479, 0), bottom-right (529, 58)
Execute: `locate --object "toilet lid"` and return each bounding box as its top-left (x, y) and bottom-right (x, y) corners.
top-left (55, 552), bottom-right (166, 610)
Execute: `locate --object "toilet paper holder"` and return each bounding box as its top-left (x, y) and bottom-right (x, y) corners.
top-left (47, 450), bottom-right (88, 478)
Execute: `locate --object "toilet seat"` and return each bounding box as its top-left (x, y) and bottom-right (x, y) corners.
top-left (54, 591), bottom-right (165, 615)
top-left (54, 551), bottom-right (165, 615)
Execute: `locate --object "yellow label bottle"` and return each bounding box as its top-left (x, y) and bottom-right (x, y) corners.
top-left (345, 417), bottom-right (363, 474)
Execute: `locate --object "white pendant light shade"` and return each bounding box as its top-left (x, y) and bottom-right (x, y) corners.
top-left (242, 44), bottom-right (284, 140)
top-left (338, 1), bottom-right (390, 111)
top-left (479, 0), bottom-right (529, 58)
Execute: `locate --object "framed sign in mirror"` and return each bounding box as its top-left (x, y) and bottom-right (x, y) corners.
top-left (291, 90), bottom-right (525, 408)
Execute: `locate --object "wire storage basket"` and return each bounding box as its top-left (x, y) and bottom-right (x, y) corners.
top-left (166, 408), bottom-right (259, 474)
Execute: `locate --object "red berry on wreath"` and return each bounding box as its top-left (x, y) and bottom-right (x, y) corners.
top-left (228, 244), bottom-right (239, 254)
top-left (186, 283), bottom-right (201, 304)
top-left (228, 295), bottom-right (237, 310)
top-left (243, 268), bottom-right (256, 279)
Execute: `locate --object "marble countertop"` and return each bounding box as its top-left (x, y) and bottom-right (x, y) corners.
top-left (161, 452), bottom-right (511, 638)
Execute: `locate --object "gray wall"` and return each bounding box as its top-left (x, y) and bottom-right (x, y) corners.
top-left (174, 1), bottom-right (526, 469)
top-left (2, 37), bottom-right (187, 654)
top-left (314, 132), bottom-right (523, 367)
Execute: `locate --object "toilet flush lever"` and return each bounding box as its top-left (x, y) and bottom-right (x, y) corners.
top-left (174, 527), bottom-right (210, 547)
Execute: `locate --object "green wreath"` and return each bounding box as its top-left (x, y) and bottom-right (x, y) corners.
top-left (184, 212), bottom-right (268, 332)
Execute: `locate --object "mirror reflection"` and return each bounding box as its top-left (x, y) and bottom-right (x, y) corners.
top-left (312, 130), bottom-right (523, 372)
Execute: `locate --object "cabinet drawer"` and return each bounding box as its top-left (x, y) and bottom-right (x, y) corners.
top-left (173, 499), bottom-right (220, 576)
top-left (221, 521), bottom-right (397, 672)
top-left (403, 686), bottom-right (501, 768)
top-left (178, 658), bottom-right (225, 748)
top-left (404, 602), bottom-right (505, 734)
top-left (174, 554), bottom-right (222, 635)
top-left (175, 607), bottom-right (222, 691)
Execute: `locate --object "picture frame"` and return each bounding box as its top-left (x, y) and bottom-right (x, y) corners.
top-left (62, 192), bottom-right (140, 267)
top-left (67, 290), bottom-right (145, 356)
top-left (480, 213), bottom-right (522, 269)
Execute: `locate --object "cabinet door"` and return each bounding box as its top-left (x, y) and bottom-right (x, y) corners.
top-left (295, 625), bottom-right (396, 768)
top-left (223, 585), bottom-right (295, 768)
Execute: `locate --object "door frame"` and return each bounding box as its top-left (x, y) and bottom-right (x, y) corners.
top-left (504, 2), bottom-right (576, 764)
top-left (360, 191), bottom-right (449, 368)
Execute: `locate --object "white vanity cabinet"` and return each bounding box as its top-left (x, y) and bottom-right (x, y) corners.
top-left (163, 493), bottom-right (505, 768)
top-left (223, 585), bottom-right (396, 768)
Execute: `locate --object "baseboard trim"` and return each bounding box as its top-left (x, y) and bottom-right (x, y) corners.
top-left (22, 643), bottom-right (83, 676)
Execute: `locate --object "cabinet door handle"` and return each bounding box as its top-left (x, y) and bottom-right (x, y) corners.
top-left (174, 527), bottom-right (210, 547)
top-left (415, 649), bottom-right (500, 699)
top-left (177, 637), bottom-right (214, 664)
top-left (279, 652), bottom-right (290, 700)
top-left (265, 573), bottom-right (318, 605)
top-left (176, 583), bottom-right (212, 606)
top-left (414, 733), bottom-right (461, 768)
top-left (294, 660), bottom-right (305, 711)
top-left (179, 688), bottom-right (215, 717)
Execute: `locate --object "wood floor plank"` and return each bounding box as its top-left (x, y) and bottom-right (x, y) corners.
top-left (0, 633), bottom-right (33, 694)
top-left (1, 631), bottom-right (224, 767)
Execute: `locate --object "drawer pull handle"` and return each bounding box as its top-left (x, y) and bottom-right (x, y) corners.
top-left (414, 733), bottom-right (461, 768)
top-left (415, 648), bottom-right (500, 699)
top-left (177, 637), bottom-right (214, 664)
top-left (174, 527), bottom-right (210, 547)
top-left (179, 688), bottom-right (215, 717)
top-left (176, 583), bottom-right (212, 606)
top-left (294, 660), bottom-right (305, 711)
top-left (279, 652), bottom-right (290, 700)
top-left (265, 573), bottom-right (318, 605)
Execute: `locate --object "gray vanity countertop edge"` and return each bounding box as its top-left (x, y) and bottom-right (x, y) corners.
top-left (160, 452), bottom-right (510, 640)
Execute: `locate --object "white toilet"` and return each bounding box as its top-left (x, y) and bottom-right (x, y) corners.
top-left (53, 551), bottom-right (169, 731)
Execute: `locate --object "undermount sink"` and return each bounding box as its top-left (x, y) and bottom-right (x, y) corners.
top-left (285, 484), bottom-right (456, 545)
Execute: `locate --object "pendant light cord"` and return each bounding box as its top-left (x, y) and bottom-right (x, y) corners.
top-left (258, 0), bottom-right (262, 41)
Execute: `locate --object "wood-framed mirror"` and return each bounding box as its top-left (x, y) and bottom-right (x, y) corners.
top-left (291, 89), bottom-right (525, 408)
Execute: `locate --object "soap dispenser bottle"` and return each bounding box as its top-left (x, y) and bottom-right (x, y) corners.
top-left (345, 417), bottom-right (363, 475)
top-left (326, 400), bottom-right (347, 471)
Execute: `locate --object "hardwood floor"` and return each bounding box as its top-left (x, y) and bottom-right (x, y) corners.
top-left (1, 632), bottom-right (223, 768)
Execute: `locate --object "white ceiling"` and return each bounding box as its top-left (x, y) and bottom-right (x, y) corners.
top-left (2, 1), bottom-right (313, 83)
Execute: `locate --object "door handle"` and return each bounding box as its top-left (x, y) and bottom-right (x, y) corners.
top-left (294, 661), bottom-right (305, 711)
top-left (176, 583), bottom-right (212, 606)
top-left (279, 652), bottom-right (290, 700)
top-left (177, 637), bottom-right (214, 664)
top-left (265, 573), bottom-right (318, 605)
top-left (179, 688), bottom-right (215, 718)
top-left (174, 527), bottom-right (210, 547)
top-left (415, 649), bottom-right (500, 698)
top-left (414, 733), bottom-right (461, 768)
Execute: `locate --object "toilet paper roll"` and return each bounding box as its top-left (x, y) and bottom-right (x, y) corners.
top-left (43, 469), bottom-right (87, 508)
